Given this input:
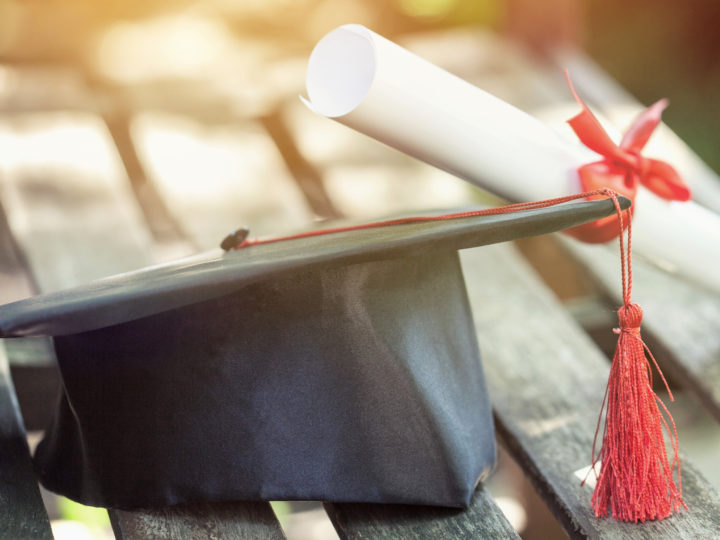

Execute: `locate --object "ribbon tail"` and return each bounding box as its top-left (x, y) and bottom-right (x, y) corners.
top-left (642, 159), bottom-right (691, 201)
top-left (620, 99), bottom-right (669, 152)
top-left (565, 71), bottom-right (627, 161)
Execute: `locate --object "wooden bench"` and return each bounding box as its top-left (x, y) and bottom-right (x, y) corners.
top-left (1, 28), bottom-right (720, 539)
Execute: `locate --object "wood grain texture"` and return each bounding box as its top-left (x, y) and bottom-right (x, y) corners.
top-left (109, 502), bottom-right (285, 540)
top-left (0, 198), bottom-right (37, 305)
top-left (260, 109), bottom-right (341, 219)
top-left (460, 243), bottom-right (720, 539)
top-left (325, 486), bottom-right (518, 540)
top-left (0, 112), bottom-right (156, 291)
top-left (129, 112), bottom-right (314, 251)
top-left (103, 109), bottom-right (190, 249)
top-left (0, 345), bottom-right (53, 539)
top-left (560, 237), bottom-right (720, 424)
top-left (0, 186), bottom-right (54, 537)
top-left (0, 199), bottom-right (59, 430)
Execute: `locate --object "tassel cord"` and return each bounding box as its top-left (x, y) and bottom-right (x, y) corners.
top-left (587, 190), bottom-right (685, 522)
top-left (232, 189), bottom-right (627, 249)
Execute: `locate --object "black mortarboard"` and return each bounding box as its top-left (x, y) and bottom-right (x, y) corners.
top-left (0, 198), bottom-right (627, 510)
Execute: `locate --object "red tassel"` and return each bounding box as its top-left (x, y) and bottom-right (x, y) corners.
top-left (586, 195), bottom-right (685, 522)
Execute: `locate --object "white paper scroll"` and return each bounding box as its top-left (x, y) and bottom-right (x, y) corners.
top-left (303, 24), bottom-right (720, 295)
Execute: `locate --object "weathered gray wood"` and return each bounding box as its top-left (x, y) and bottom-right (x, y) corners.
top-left (461, 243), bottom-right (720, 539)
top-left (0, 345), bottom-right (53, 539)
top-left (0, 111), bottom-right (286, 538)
top-left (260, 108), bottom-right (341, 219)
top-left (0, 197), bottom-right (36, 306)
top-left (108, 502), bottom-right (285, 540)
top-left (325, 485), bottom-right (518, 539)
top-left (103, 109), bottom-right (190, 249)
top-left (0, 112), bottom-right (157, 290)
top-left (0, 197), bottom-right (59, 430)
top-left (560, 237), bottom-right (720, 424)
top-left (129, 112), bottom-right (313, 250)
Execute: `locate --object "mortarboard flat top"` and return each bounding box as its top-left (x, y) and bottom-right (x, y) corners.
top-left (0, 197), bottom-right (627, 338)
top-left (0, 197), bottom-right (628, 510)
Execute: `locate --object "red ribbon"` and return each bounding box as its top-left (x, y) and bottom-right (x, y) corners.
top-left (564, 71), bottom-right (691, 243)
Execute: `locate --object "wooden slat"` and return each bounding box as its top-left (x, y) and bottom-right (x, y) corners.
top-left (103, 108), bottom-right (190, 249)
top-left (560, 237), bottom-right (720, 423)
top-left (260, 108), bottom-right (341, 219)
top-left (0, 196), bottom-right (36, 305)
top-left (129, 111), bottom-right (314, 250)
top-left (0, 112), bottom-right (157, 290)
top-left (109, 502), bottom-right (285, 540)
top-left (0, 345), bottom-right (53, 539)
top-left (325, 486), bottom-right (518, 539)
top-left (0, 197), bottom-right (59, 430)
top-left (460, 243), bottom-right (720, 538)
top-left (0, 109), bottom-right (285, 537)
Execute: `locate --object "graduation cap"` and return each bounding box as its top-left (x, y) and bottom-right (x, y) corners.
top-left (0, 197), bottom-right (628, 510)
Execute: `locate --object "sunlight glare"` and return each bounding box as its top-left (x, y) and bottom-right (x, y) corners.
top-left (96, 14), bottom-right (236, 83)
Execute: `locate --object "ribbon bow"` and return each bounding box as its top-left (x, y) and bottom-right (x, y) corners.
top-left (564, 72), bottom-right (691, 243)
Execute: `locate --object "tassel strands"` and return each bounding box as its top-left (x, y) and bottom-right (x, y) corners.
top-left (587, 194), bottom-right (685, 522)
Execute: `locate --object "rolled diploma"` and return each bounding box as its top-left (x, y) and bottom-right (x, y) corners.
top-left (303, 24), bottom-right (720, 295)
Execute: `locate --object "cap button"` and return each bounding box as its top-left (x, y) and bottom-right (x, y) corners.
top-left (220, 227), bottom-right (250, 251)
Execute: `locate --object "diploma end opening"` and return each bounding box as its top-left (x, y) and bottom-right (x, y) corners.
top-left (305, 24), bottom-right (377, 118)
